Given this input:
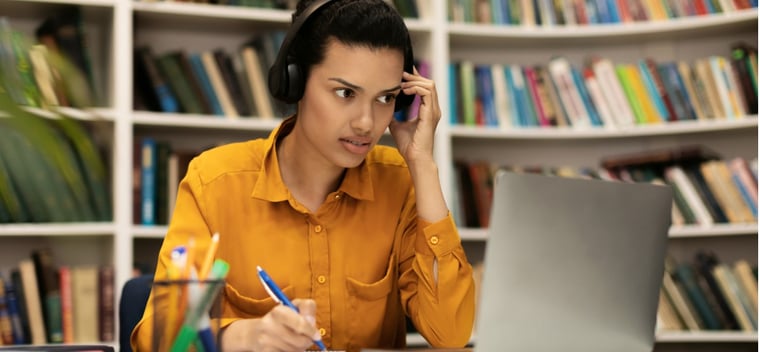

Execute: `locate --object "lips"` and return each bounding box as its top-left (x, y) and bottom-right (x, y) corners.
top-left (340, 137), bottom-right (372, 154)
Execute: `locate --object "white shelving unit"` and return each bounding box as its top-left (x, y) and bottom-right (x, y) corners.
top-left (0, 1), bottom-right (756, 350)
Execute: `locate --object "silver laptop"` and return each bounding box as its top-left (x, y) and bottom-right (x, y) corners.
top-left (475, 171), bottom-right (673, 352)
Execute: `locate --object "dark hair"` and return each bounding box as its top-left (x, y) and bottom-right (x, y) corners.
top-left (290, 0), bottom-right (411, 82)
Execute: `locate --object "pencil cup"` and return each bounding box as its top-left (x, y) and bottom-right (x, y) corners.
top-left (151, 278), bottom-right (224, 352)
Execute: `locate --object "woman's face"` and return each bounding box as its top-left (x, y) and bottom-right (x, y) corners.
top-left (295, 38), bottom-right (404, 169)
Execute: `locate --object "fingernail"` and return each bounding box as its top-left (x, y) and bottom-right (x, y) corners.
top-left (305, 315), bottom-right (316, 326)
top-left (312, 331), bottom-right (322, 340)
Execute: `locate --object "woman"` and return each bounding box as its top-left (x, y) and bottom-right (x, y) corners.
top-left (131, 1), bottom-right (475, 351)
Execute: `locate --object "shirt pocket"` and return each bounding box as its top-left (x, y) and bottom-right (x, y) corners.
top-left (345, 255), bottom-right (397, 347)
top-left (223, 282), bottom-right (294, 317)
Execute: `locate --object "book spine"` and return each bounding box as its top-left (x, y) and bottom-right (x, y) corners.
top-left (141, 138), bottom-right (157, 226)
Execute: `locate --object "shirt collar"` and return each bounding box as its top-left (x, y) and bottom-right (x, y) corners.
top-left (251, 116), bottom-right (375, 202)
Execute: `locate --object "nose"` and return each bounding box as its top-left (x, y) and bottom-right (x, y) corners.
top-left (350, 102), bottom-right (374, 136)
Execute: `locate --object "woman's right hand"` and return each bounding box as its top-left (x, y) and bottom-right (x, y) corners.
top-left (222, 299), bottom-right (321, 351)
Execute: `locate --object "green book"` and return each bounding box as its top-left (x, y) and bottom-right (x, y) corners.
top-left (157, 54), bottom-right (204, 114)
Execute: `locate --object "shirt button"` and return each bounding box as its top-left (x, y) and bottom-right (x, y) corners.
top-left (317, 275), bottom-right (327, 284)
top-left (430, 236), bottom-right (439, 245)
top-left (319, 328), bottom-right (326, 337)
top-left (314, 225), bottom-right (323, 233)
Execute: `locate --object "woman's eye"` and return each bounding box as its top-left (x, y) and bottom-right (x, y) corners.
top-left (335, 88), bottom-right (355, 99)
top-left (377, 94), bottom-right (397, 104)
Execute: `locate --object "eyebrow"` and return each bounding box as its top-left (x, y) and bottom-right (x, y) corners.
top-left (328, 77), bottom-right (401, 93)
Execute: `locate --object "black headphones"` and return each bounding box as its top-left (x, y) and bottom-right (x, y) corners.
top-left (267, 0), bottom-right (415, 112)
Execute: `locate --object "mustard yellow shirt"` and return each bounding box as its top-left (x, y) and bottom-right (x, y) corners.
top-left (131, 118), bottom-right (475, 351)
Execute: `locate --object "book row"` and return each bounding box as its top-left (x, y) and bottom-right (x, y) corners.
top-left (135, 33), bottom-right (431, 122)
top-left (135, 0), bottom-right (423, 18)
top-left (0, 249), bottom-right (114, 346)
top-left (0, 9), bottom-right (98, 110)
top-left (134, 31), bottom-right (290, 119)
top-left (135, 138), bottom-right (202, 226)
top-left (658, 252), bottom-right (757, 332)
top-left (449, 44), bottom-right (758, 129)
top-left (449, 0), bottom-right (758, 26)
top-left (453, 147), bottom-right (757, 228)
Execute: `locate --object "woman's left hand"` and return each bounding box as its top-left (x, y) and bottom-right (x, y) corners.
top-left (389, 67), bottom-right (442, 165)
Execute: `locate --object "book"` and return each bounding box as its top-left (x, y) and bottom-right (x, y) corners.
top-left (213, 50), bottom-right (251, 117)
top-left (0, 276), bottom-right (13, 344)
top-left (31, 248), bottom-right (63, 343)
top-left (712, 263), bottom-right (756, 331)
top-left (71, 266), bottom-right (99, 343)
top-left (133, 46), bottom-right (179, 113)
top-left (662, 270), bottom-right (702, 330)
top-left (98, 266), bottom-right (115, 342)
top-left (201, 51), bottom-right (239, 118)
top-left (240, 46), bottom-right (274, 118)
top-left (9, 270), bottom-right (30, 344)
top-left (18, 259), bottom-right (46, 344)
top-left (733, 260), bottom-right (759, 315)
top-left (140, 138), bottom-right (157, 226)
top-left (673, 263), bottom-right (722, 329)
top-left (695, 251), bottom-right (741, 330)
top-left (59, 266), bottom-right (73, 343)
top-left (157, 52), bottom-right (205, 114)
top-left (188, 53), bottom-right (224, 116)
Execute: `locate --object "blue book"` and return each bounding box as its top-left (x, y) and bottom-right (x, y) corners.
top-left (502, 66), bottom-right (521, 127)
top-left (658, 62), bottom-right (694, 120)
top-left (141, 138), bottom-right (157, 226)
top-left (594, 0), bottom-right (611, 23)
top-left (491, 0), bottom-right (505, 24)
top-left (674, 264), bottom-right (723, 330)
top-left (571, 68), bottom-right (603, 126)
top-left (732, 173), bottom-right (758, 217)
top-left (476, 66), bottom-right (499, 127)
top-left (449, 62), bottom-right (460, 125)
top-left (585, 0), bottom-right (599, 24)
top-left (189, 54), bottom-right (224, 116)
top-left (500, 0), bottom-right (511, 25)
top-left (606, 0), bottom-right (620, 22)
top-left (520, 67), bottom-right (541, 126)
top-left (504, 66), bottom-right (524, 126)
top-left (637, 61), bottom-right (669, 122)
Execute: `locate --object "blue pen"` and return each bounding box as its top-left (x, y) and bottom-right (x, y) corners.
top-left (257, 266), bottom-right (327, 351)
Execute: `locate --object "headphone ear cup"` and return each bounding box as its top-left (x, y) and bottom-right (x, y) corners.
top-left (268, 63), bottom-right (285, 101)
top-left (285, 62), bottom-right (304, 103)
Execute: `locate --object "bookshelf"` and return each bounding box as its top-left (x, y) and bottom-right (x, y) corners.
top-left (0, 0), bottom-right (756, 350)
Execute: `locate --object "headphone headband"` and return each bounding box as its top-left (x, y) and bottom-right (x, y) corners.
top-left (268, 0), bottom-right (414, 112)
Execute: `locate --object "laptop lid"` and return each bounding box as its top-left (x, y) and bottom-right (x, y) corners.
top-left (475, 171), bottom-right (672, 352)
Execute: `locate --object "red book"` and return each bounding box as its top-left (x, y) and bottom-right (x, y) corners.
top-left (694, 0), bottom-right (709, 15)
top-left (643, 58), bottom-right (679, 122)
top-left (616, 0), bottom-right (634, 22)
top-left (59, 266), bottom-right (73, 344)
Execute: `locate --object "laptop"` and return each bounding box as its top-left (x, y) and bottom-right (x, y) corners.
top-left (474, 171), bottom-right (673, 352)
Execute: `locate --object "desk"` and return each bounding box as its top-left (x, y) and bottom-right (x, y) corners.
top-left (361, 349), bottom-right (472, 352)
